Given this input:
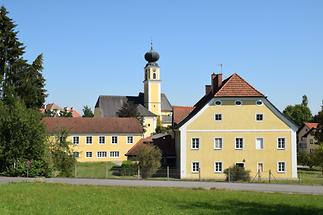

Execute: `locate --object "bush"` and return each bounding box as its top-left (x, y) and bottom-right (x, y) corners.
top-left (137, 144), bottom-right (161, 179)
top-left (4, 159), bottom-right (52, 177)
top-left (224, 165), bottom-right (251, 182)
top-left (298, 151), bottom-right (316, 169)
top-left (120, 161), bottom-right (138, 176)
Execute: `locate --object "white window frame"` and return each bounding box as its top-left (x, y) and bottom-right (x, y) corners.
top-left (277, 161), bottom-right (286, 173)
top-left (85, 151), bottom-right (92, 158)
top-left (109, 151), bottom-right (120, 158)
top-left (191, 161), bottom-right (200, 173)
top-left (97, 151), bottom-right (107, 158)
top-left (214, 137), bottom-right (223, 150)
top-left (257, 162), bottom-right (264, 173)
top-left (256, 99), bottom-right (263, 106)
top-left (127, 136), bottom-right (134, 144)
top-left (111, 136), bottom-right (118, 144)
top-left (99, 136), bottom-right (105, 144)
top-left (214, 113), bottom-right (222, 121)
top-left (214, 161), bottom-right (223, 173)
top-left (277, 137), bottom-right (286, 150)
top-left (86, 136), bottom-right (92, 145)
top-left (255, 113), bottom-right (264, 122)
top-left (235, 137), bottom-right (244, 150)
top-left (235, 100), bottom-right (242, 106)
top-left (191, 138), bottom-right (200, 150)
top-left (73, 136), bottom-right (79, 145)
top-left (255, 137), bottom-right (264, 150)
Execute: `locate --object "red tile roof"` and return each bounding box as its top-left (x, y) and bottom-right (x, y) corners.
top-left (304, 122), bottom-right (319, 129)
top-left (173, 106), bottom-right (194, 125)
top-left (42, 117), bottom-right (143, 134)
top-left (215, 73), bottom-right (264, 97)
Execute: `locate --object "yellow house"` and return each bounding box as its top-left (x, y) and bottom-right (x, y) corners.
top-left (174, 73), bottom-right (299, 180)
top-left (42, 117), bottom-right (143, 162)
top-left (94, 45), bottom-right (173, 136)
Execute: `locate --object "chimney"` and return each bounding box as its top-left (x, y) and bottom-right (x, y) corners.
top-left (205, 85), bottom-right (212, 95)
top-left (211, 73), bottom-right (223, 93)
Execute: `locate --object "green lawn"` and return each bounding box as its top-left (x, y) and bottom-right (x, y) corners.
top-left (0, 183), bottom-right (323, 215)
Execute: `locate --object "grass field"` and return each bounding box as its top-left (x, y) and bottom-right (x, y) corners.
top-left (0, 183), bottom-right (323, 215)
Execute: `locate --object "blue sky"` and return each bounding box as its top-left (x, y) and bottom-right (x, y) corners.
top-left (2, 0), bottom-right (323, 114)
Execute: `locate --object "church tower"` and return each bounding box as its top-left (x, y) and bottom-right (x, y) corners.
top-left (144, 44), bottom-right (161, 117)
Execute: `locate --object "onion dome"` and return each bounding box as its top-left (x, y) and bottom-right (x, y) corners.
top-left (144, 45), bottom-right (160, 63)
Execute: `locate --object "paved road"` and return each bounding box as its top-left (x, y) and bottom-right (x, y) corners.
top-left (1, 177), bottom-right (323, 195)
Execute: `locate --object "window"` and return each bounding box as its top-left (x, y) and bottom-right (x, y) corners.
top-left (257, 162), bottom-right (264, 173)
top-left (236, 162), bottom-right (245, 168)
top-left (153, 72), bottom-right (156, 79)
top-left (235, 138), bottom-right (243, 149)
top-left (215, 100), bottom-right (222, 106)
top-left (59, 136), bottom-right (65, 143)
top-left (99, 136), bottom-right (105, 144)
top-left (214, 138), bottom-right (223, 149)
top-left (73, 152), bottom-right (80, 158)
top-left (277, 138), bottom-right (285, 149)
top-left (215, 114), bottom-right (222, 121)
top-left (127, 136), bottom-right (133, 144)
top-left (256, 138), bottom-right (264, 150)
top-left (277, 162), bottom-right (285, 173)
top-left (86, 136), bottom-right (92, 144)
top-left (86, 152), bottom-right (92, 158)
top-left (256, 114), bottom-right (263, 121)
top-left (235, 100), bottom-right (242, 106)
top-left (256, 100), bottom-right (263, 106)
top-left (191, 138), bottom-right (200, 150)
top-left (192, 162), bottom-right (200, 173)
top-left (110, 151), bottom-right (120, 158)
top-left (73, 136), bottom-right (79, 145)
top-left (214, 162), bottom-right (223, 173)
top-left (97, 151), bottom-right (107, 158)
top-left (112, 136), bottom-right (118, 144)
top-left (310, 139), bottom-right (314, 144)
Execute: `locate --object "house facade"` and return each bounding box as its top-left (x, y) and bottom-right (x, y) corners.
top-left (298, 122), bottom-right (319, 153)
top-left (43, 117), bottom-right (143, 162)
top-left (174, 73), bottom-right (298, 180)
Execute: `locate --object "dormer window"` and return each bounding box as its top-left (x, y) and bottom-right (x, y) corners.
top-left (235, 100), bottom-right (242, 106)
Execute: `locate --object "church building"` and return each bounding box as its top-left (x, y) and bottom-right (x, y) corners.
top-left (94, 46), bottom-right (172, 137)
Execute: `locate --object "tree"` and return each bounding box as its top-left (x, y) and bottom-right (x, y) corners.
top-left (0, 99), bottom-right (51, 176)
top-left (117, 101), bottom-right (145, 131)
top-left (313, 145), bottom-right (323, 174)
top-left (82, 105), bottom-right (94, 117)
top-left (298, 151), bottom-right (316, 169)
top-left (283, 96), bottom-right (313, 126)
top-left (223, 165), bottom-right (251, 182)
top-left (59, 108), bottom-right (73, 117)
top-left (48, 129), bottom-right (76, 177)
top-left (137, 144), bottom-right (161, 179)
top-left (315, 110), bottom-right (323, 145)
top-left (0, 6), bottom-right (46, 109)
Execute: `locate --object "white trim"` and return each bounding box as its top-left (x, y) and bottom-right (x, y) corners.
top-left (72, 136), bottom-right (79, 145)
top-left (109, 151), bottom-right (120, 158)
top-left (86, 136), bottom-right (93, 145)
top-left (191, 137), bottom-right (200, 150)
top-left (235, 137), bottom-right (244, 150)
top-left (277, 161), bottom-right (286, 173)
top-left (97, 151), bottom-right (107, 158)
top-left (127, 136), bottom-right (134, 144)
top-left (214, 113), bottom-right (223, 121)
top-left (191, 161), bottom-right (200, 173)
top-left (277, 137), bottom-right (286, 150)
top-left (255, 113), bottom-right (264, 122)
top-left (255, 137), bottom-right (264, 150)
top-left (235, 100), bottom-right (242, 106)
top-left (213, 137), bottom-right (223, 150)
top-left (214, 161), bottom-right (223, 173)
top-left (187, 129), bottom-right (291, 133)
top-left (111, 135), bottom-right (118, 144)
top-left (214, 100), bottom-right (222, 106)
top-left (85, 151), bottom-right (93, 158)
top-left (98, 136), bottom-right (105, 144)
top-left (291, 130), bottom-right (298, 178)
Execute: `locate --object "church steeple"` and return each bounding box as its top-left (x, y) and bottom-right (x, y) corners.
top-left (144, 43), bottom-right (161, 116)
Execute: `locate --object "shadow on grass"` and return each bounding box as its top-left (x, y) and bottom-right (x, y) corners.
top-left (172, 200), bottom-right (323, 215)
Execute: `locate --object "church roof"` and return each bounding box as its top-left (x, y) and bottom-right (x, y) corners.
top-left (95, 93), bottom-right (172, 118)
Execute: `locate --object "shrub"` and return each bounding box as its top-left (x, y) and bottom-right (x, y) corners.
top-left (120, 161), bottom-right (138, 176)
top-left (4, 159), bottom-right (52, 177)
top-left (298, 151), bottom-right (316, 169)
top-left (224, 165), bottom-right (251, 182)
top-left (137, 144), bottom-right (161, 179)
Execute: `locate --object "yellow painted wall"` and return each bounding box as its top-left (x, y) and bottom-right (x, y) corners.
top-left (143, 116), bottom-right (156, 137)
top-left (181, 99), bottom-right (295, 179)
top-left (52, 134), bottom-right (143, 162)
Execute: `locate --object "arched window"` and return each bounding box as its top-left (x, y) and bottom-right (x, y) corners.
top-left (153, 72), bottom-right (157, 79)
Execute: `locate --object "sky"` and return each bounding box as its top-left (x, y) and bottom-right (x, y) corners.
top-left (2, 0), bottom-right (323, 114)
